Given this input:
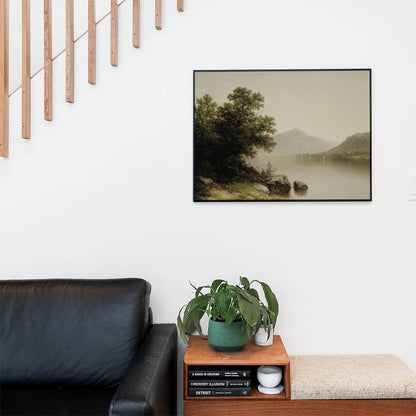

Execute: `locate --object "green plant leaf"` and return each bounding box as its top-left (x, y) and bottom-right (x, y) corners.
top-left (190, 309), bottom-right (204, 334)
top-left (224, 309), bottom-right (237, 325)
top-left (214, 292), bottom-right (237, 323)
top-left (211, 279), bottom-right (227, 293)
top-left (212, 291), bottom-right (229, 319)
top-left (235, 286), bottom-right (259, 304)
top-left (252, 280), bottom-right (279, 324)
top-left (234, 286), bottom-right (252, 302)
top-left (240, 276), bottom-right (250, 290)
top-left (189, 282), bottom-right (210, 297)
top-left (254, 316), bottom-right (262, 334)
top-left (177, 305), bottom-right (188, 345)
top-left (243, 321), bottom-right (253, 341)
top-left (261, 307), bottom-right (270, 327)
top-left (247, 288), bottom-right (259, 300)
top-left (236, 293), bottom-right (261, 326)
top-left (190, 281), bottom-right (209, 296)
top-left (182, 294), bottom-right (209, 334)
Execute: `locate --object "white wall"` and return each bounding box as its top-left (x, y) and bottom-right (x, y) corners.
top-left (1, 0), bottom-right (415, 382)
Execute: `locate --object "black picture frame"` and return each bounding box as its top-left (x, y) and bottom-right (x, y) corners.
top-left (193, 69), bottom-right (372, 202)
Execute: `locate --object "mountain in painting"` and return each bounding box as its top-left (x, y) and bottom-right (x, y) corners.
top-left (272, 128), bottom-right (333, 155)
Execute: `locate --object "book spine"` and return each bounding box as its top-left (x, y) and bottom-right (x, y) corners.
top-left (188, 379), bottom-right (251, 388)
top-left (188, 370), bottom-right (250, 378)
top-left (188, 387), bottom-right (251, 397)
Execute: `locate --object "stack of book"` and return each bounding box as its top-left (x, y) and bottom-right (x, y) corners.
top-left (188, 368), bottom-right (251, 397)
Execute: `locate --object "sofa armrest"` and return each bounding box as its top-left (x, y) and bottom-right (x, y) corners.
top-left (109, 324), bottom-right (177, 416)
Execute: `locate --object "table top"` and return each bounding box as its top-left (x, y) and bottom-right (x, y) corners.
top-left (184, 335), bottom-right (290, 366)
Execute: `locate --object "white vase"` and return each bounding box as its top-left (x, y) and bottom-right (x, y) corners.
top-left (254, 325), bottom-right (274, 346)
top-left (257, 365), bottom-right (282, 388)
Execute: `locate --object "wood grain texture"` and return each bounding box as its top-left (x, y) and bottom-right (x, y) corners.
top-left (155, 0), bottom-right (161, 30)
top-left (184, 336), bottom-right (291, 404)
top-left (132, 0), bottom-right (140, 48)
top-left (177, 0), bottom-right (183, 12)
top-left (22, 0), bottom-right (30, 138)
top-left (184, 336), bottom-right (290, 366)
top-left (183, 337), bottom-right (415, 416)
top-left (88, 0), bottom-right (96, 84)
top-left (184, 399), bottom-right (416, 416)
top-left (110, 0), bottom-right (118, 66)
top-left (66, 0), bottom-right (74, 102)
top-left (44, 0), bottom-right (52, 120)
top-left (0, 0), bottom-right (8, 156)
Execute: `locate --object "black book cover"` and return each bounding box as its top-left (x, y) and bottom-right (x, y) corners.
top-left (188, 369), bottom-right (250, 378)
top-left (188, 379), bottom-right (251, 388)
top-left (188, 387), bottom-right (251, 397)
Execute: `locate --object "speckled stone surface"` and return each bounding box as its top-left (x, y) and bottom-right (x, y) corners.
top-left (290, 354), bottom-right (416, 400)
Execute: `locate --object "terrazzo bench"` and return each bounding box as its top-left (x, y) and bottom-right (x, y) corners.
top-left (285, 354), bottom-right (416, 416)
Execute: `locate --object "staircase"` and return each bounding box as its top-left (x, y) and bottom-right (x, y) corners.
top-left (0, 0), bottom-right (184, 158)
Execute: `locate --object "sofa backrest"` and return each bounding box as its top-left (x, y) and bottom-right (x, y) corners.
top-left (0, 278), bottom-right (151, 387)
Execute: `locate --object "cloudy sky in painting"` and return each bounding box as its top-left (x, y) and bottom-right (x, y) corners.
top-left (195, 70), bottom-right (370, 144)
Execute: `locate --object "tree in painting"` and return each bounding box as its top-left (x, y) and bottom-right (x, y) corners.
top-left (195, 87), bottom-right (277, 182)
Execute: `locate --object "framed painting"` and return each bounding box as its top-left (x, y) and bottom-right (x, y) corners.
top-left (193, 69), bottom-right (372, 202)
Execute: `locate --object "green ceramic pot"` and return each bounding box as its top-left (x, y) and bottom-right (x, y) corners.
top-left (208, 319), bottom-right (249, 352)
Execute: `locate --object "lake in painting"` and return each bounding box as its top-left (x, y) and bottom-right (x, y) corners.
top-left (251, 153), bottom-right (371, 200)
top-left (193, 70), bottom-right (371, 201)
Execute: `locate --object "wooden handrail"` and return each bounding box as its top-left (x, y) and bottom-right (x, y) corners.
top-left (8, 0), bottom-right (127, 98)
top-left (88, 0), bottom-right (96, 84)
top-left (22, 0), bottom-right (30, 138)
top-left (0, 0), bottom-right (8, 157)
top-left (177, 0), bottom-right (184, 12)
top-left (133, 0), bottom-right (140, 48)
top-left (44, 0), bottom-right (52, 121)
top-left (66, 0), bottom-right (74, 103)
top-left (155, 0), bottom-right (162, 30)
top-left (111, 0), bottom-right (118, 66)
top-left (1, 0), bottom-right (183, 157)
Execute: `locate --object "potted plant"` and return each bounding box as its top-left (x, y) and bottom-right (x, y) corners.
top-left (177, 277), bottom-right (279, 351)
top-left (254, 303), bottom-right (277, 346)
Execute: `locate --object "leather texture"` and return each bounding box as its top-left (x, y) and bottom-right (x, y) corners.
top-left (0, 278), bottom-right (177, 416)
top-left (0, 385), bottom-right (117, 416)
top-left (109, 324), bottom-right (178, 416)
top-left (0, 278), bottom-right (151, 387)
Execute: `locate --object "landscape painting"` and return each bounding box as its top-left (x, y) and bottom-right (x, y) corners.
top-left (193, 69), bottom-right (371, 201)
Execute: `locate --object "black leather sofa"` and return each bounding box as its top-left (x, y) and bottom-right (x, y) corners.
top-left (0, 278), bottom-right (177, 416)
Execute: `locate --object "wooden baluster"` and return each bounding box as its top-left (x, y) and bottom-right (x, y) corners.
top-left (66, 0), bottom-right (74, 102)
top-left (44, 0), bottom-right (52, 120)
top-left (0, 0), bottom-right (8, 156)
top-left (177, 0), bottom-right (183, 12)
top-left (111, 0), bottom-right (118, 66)
top-left (155, 0), bottom-right (161, 30)
top-left (133, 0), bottom-right (140, 48)
top-left (88, 0), bottom-right (96, 84)
top-left (22, 0), bottom-right (30, 138)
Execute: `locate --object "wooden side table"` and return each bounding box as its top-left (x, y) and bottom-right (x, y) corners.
top-left (183, 335), bottom-right (290, 416)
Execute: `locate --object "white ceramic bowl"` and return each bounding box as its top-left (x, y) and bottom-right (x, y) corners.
top-left (257, 365), bottom-right (282, 388)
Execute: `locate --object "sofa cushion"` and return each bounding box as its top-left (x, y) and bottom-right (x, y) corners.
top-left (0, 385), bottom-right (117, 416)
top-left (290, 354), bottom-right (416, 400)
top-left (0, 279), bottom-right (151, 387)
